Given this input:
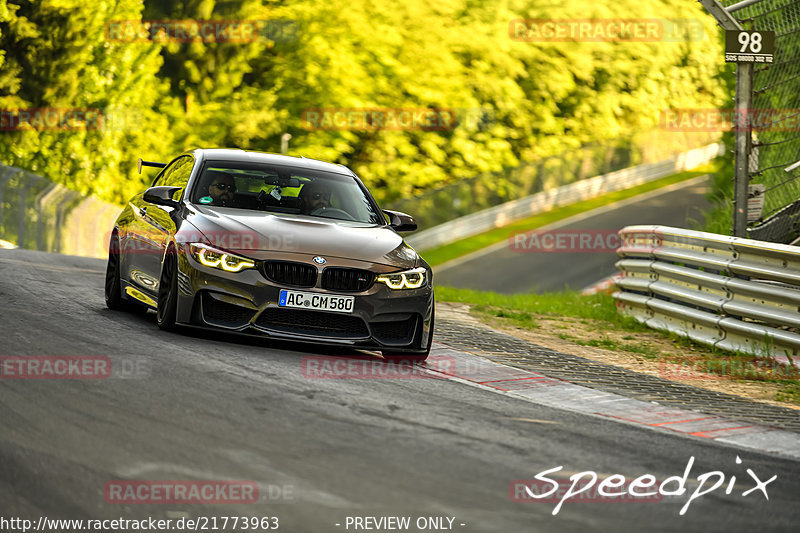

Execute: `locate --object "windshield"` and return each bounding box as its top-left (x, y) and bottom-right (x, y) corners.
top-left (190, 161), bottom-right (383, 224)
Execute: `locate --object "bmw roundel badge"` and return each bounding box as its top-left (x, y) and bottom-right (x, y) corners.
top-left (313, 256), bottom-right (327, 265)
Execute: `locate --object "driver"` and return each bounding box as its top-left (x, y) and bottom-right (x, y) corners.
top-left (206, 172), bottom-right (237, 206)
top-left (299, 181), bottom-right (332, 214)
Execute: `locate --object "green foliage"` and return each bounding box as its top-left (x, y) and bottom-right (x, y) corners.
top-left (0, 0), bottom-right (176, 201)
top-left (435, 285), bottom-right (623, 323)
top-left (702, 135), bottom-right (735, 235)
top-left (1, 0), bottom-right (727, 207)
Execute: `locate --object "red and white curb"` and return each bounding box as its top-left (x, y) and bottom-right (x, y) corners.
top-left (424, 343), bottom-right (800, 460)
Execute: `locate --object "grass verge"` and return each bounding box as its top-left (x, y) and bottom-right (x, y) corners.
top-left (421, 162), bottom-right (719, 267)
top-left (437, 286), bottom-right (800, 405)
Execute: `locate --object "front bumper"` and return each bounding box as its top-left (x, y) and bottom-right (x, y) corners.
top-left (174, 247), bottom-right (434, 351)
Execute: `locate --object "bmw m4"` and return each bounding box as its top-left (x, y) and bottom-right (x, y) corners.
top-left (105, 149), bottom-right (434, 359)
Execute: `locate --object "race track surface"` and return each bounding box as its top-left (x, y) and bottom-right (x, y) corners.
top-left (435, 176), bottom-right (711, 294)
top-left (1, 247), bottom-right (799, 532)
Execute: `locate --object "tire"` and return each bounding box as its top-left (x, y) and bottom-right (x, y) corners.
top-left (381, 308), bottom-right (434, 362)
top-left (156, 248), bottom-right (179, 331)
top-left (105, 232), bottom-right (147, 313)
top-left (105, 233), bottom-right (125, 310)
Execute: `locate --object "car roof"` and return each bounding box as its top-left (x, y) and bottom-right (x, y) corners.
top-left (192, 149), bottom-right (354, 176)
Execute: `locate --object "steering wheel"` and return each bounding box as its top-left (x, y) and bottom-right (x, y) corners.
top-left (310, 206), bottom-right (355, 221)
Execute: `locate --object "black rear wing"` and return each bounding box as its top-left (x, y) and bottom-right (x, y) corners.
top-left (137, 158), bottom-right (167, 174)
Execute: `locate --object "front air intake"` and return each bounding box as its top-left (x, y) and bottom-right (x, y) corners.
top-left (259, 261), bottom-right (317, 287)
top-left (321, 268), bottom-right (375, 292)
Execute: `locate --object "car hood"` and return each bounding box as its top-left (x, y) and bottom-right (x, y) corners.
top-left (182, 206), bottom-right (419, 269)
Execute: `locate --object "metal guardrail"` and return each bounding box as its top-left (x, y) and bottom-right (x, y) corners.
top-left (408, 144), bottom-right (723, 251)
top-left (613, 225), bottom-right (800, 361)
top-left (0, 164), bottom-right (121, 258)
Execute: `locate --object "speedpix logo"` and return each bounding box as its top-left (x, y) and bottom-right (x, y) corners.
top-left (512, 456), bottom-right (776, 516)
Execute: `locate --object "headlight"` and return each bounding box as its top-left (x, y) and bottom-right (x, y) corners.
top-left (188, 243), bottom-right (255, 273)
top-left (376, 267), bottom-right (427, 289)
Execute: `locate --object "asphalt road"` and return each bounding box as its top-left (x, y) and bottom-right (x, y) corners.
top-left (434, 176), bottom-right (711, 293)
top-left (1, 247), bottom-right (799, 532)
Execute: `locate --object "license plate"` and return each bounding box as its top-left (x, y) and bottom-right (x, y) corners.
top-left (278, 289), bottom-right (355, 314)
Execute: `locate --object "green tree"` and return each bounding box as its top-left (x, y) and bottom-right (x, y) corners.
top-left (0, 0), bottom-right (175, 202)
top-left (142, 0), bottom-right (286, 151)
top-left (1, 0), bottom-right (727, 210)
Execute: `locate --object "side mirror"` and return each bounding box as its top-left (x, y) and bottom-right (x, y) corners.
top-left (383, 210), bottom-right (417, 232)
top-left (143, 186), bottom-right (181, 209)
